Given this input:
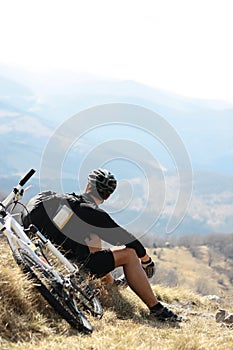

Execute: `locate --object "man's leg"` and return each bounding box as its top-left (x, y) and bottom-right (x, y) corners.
top-left (83, 244), bottom-right (182, 321)
top-left (112, 247), bottom-right (158, 308)
top-left (85, 245), bottom-right (182, 321)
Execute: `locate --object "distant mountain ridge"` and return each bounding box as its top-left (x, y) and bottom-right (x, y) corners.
top-left (0, 66), bottom-right (233, 235)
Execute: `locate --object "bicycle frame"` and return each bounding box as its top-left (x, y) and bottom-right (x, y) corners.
top-left (0, 169), bottom-right (76, 282)
top-left (1, 213), bottom-right (77, 276)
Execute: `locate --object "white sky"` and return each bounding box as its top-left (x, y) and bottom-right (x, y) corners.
top-left (0, 0), bottom-right (233, 102)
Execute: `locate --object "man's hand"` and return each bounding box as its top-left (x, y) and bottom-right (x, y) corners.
top-left (141, 257), bottom-right (155, 278)
top-left (85, 233), bottom-right (101, 253)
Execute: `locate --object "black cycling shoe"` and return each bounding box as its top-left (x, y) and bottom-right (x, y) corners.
top-left (150, 305), bottom-right (183, 322)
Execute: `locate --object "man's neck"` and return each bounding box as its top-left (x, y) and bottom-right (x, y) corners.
top-left (88, 193), bottom-right (104, 206)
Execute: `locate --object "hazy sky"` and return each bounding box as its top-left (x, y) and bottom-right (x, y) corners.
top-left (0, 0), bottom-right (233, 103)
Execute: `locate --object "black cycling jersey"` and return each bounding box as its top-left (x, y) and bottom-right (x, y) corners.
top-left (75, 193), bottom-right (146, 256)
top-left (22, 192), bottom-right (146, 262)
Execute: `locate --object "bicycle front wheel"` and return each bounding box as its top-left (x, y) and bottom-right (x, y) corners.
top-left (13, 248), bottom-right (93, 334)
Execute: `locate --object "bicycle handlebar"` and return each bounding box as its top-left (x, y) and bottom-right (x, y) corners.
top-left (1, 168), bottom-right (36, 208)
top-left (19, 169), bottom-right (36, 187)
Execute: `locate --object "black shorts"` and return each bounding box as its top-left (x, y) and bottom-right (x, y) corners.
top-left (79, 249), bottom-right (115, 278)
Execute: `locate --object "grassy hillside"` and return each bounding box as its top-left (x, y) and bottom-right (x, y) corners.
top-left (148, 245), bottom-right (233, 299)
top-left (0, 239), bottom-right (233, 350)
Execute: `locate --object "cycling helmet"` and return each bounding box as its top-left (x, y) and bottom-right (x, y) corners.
top-left (88, 168), bottom-right (117, 199)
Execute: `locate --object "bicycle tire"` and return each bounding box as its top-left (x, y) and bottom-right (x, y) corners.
top-left (13, 248), bottom-right (93, 334)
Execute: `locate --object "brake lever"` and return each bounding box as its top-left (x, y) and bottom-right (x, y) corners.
top-left (24, 185), bottom-right (32, 193)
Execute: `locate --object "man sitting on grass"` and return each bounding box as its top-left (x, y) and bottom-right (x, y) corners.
top-left (23, 168), bottom-right (183, 323)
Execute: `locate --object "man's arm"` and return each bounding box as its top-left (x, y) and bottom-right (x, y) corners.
top-left (78, 204), bottom-right (147, 258)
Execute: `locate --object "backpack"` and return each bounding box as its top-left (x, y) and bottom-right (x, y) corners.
top-left (22, 191), bottom-right (82, 242)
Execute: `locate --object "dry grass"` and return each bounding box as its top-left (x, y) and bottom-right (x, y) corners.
top-left (0, 239), bottom-right (233, 350)
top-left (148, 246), bottom-right (233, 297)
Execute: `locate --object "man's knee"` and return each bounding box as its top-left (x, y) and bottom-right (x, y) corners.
top-left (124, 247), bottom-right (138, 262)
top-left (112, 247), bottom-right (138, 267)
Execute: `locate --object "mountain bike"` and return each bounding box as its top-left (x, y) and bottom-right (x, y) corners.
top-left (0, 169), bottom-right (103, 334)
